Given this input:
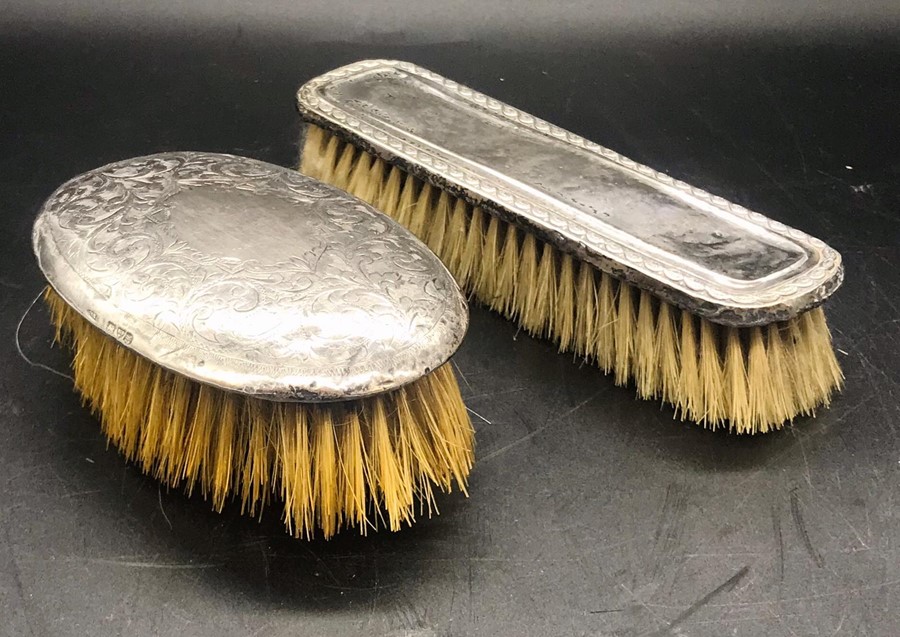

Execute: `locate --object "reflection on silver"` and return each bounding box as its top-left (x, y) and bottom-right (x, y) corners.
top-left (32, 152), bottom-right (468, 401)
top-left (297, 59), bottom-right (843, 326)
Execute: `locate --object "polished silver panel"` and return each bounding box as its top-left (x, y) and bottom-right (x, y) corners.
top-left (33, 152), bottom-right (467, 401)
top-left (297, 59), bottom-right (843, 326)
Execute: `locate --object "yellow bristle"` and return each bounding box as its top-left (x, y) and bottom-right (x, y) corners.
top-left (535, 243), bottom-right (558, 338)
top-left (396, 384), bottom-right (438, 518)
top-left (458, 206), bottom-right (486, 288)
top-left (346, 150), bottom-right (373, 201)
top-left (377, 165), bottom-right (404, 216)
top-left (595, 272), bottom-right (616, 372)
top-left (330, 143), bottom-right (358, 192)
top-left (572, 262), bottom-right (596, 359)
top-left (494, 223), bottom-right (520, 317)
top-left (210, 393), bottom-right (240, 510)
top-left (747, 327), bottom-right (777, 433)
top-left (239, 399), bottom-right (272, 517)
top-left (699, 320), bottom-right (725, 426)
top-left (312, 406), bottom-right (340, 536)
top-left (408, 182), bottom-right (433, 240)
top-left (368, 396), bottom-right (407, 530)
top-left (104, 345), bottom-right (135, 448)
top-left (655, 302), bottom-right (680, 405)
top-left (634, 290), bottom-right (658, 399)
top-left (300, 125), bottom-right (843, 433)
top-left (159, 374), bottom-right (192, 486)
top-left (476, 213), bottom-right (502, 303)
top-left (443, 199), bottom-right (470, 280)
top-left (424, 189), bottom-right (452, 259)
top-left (138, 366), bottom-right (168, 474)
top-left (613, 282), bottom-right (635, 386)
top-left (181, 383), bottom-right (217, 497)
top-left (394, 171), bottom-right (419, 229)
top-left (43, 286), bottom-right (473, 538)
top-left (298, 125), bottom-right (326, 177)
top-left (677, 310), bottom-right (700, 422)
top-left (555, 254), bottom-right (576, 352)
top-left (395, 385), bottom-right (436, 484)
top-left (122, 355), bottom-right (154, 459)
top-left (784, 318), bottom-right (815, 415)
top-left (317, 135), bottom-right (342, 184)
top-left (517, 233), bottom-right (541, 332)
top-left (765, 324), bottom-right (793, 425)
top-left (723, 328), bottom-right (751, 432)
top-left (278, 402), bottom-right (312, 537)
top-left (337, 408), bottom-right (367, 531)
top-left (803, 308), bottom-right (844, 404)
top-left (411, 364), bottom-right (472, 490)
top-left (364, 157), bottom-right (388, 205)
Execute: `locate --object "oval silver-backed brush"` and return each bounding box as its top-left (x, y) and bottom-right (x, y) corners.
top-left (33, 151), bottom-right (472, 538)
top-left (297, 59), bottom-right (844, 434)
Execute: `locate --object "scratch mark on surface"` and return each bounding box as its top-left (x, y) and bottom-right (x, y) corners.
top-left (790, 416), bottom-right (872, 550)
top-left (769, 605), bottom-right (802, 637)
top-left (2, 518), bottom-right (37, 636)
top-left (650, 483), bottom-right (689, 578)
top-left (864, 502), bottom-right (873, 544)
top-left (259, 543), bottom-right (270, 590)
top-left (772, 504), bottom-right (785, 582)
top-left (298, 544), bottom-right (340, 586)
top-left (619, 582), bottom-right (669, 629)
top-left (463, 387), bottom-right (526, 401)
top-left (0, 277), bottom-right (24, 289)
top-left (370, 558), bottom-right (381, 624)
top-left (158, 485), bottom-right (172, 530)
top-left (831, 609), bottom-right (847, 636)
top-left (648, 566), bottom-right (750, 636)
top-left (478, 389), bottom-right (601, 462)
top-left (642, 577), bottom-right (900, 608)
top-left (61, 489), bottom-right (103, 499)
top-left (467, 556), bottom-right (475, 622)
top-left (248, 622), bottom-right (274, 637)
top-left (87, 558), bottom-right (220, 569)
top-left (790, 427), bottom-right (813, 488)
top-left (754, 73), bottom-right (809, 181)
top-left (790, 488), bottom-right (824, 568)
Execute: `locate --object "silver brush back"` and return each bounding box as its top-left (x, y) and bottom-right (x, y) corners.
top-left (33, 152), bottom-right (467, 401)
top-left (297, 59), bottom-right (843, 327)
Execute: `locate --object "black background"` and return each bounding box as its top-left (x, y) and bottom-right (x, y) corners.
top-left (2, 3), bottom-right (899, 636)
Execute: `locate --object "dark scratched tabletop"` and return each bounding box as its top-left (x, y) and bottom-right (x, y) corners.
top-left (2, 9), bottom-right (900, 637)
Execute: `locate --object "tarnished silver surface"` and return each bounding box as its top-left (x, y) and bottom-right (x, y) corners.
top-left (32, 152), bottom-right (467, 401)
top-left (297, 59), bottom-right (844, 326)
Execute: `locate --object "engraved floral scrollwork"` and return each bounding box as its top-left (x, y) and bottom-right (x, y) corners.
top-left (33, 152), bottom-right (467, 400)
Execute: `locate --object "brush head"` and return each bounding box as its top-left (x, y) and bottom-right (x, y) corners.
top-left (297, 60), bottom-right (843, 327)
top-left (32, 152), bottom-right (467, 401)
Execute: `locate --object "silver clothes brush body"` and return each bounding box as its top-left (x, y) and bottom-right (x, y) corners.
top-left (296, 60), bottom-right (844, 434)
top-left (297, 59), bottom-right (842, 327)
top-left (32, 152), bottom-right (473, 537)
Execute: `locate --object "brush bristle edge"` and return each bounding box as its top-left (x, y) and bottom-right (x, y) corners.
top-left (44, 286), bottom-right (474, 539)
top-left (301, 125), bottom-right (844, 434)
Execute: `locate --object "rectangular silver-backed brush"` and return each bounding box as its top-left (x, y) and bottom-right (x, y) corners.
top-left (297, 59), bottom-right (843, 327)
